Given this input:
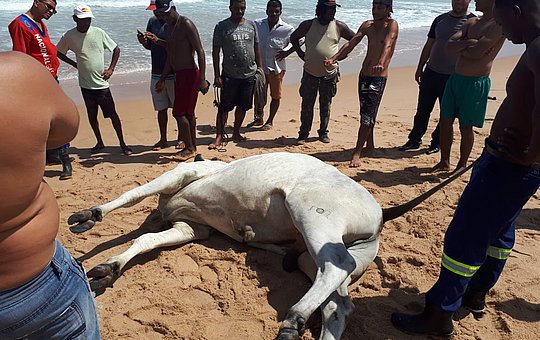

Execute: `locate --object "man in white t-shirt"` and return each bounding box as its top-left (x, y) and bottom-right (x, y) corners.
top-left (248, 0), bottom-right (293, 130)
top-left (57, 4), bottom-right (132, 156)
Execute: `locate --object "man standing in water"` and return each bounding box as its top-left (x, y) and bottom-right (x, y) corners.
top-left (155, 0), bottom-right (209, 161)
top-left (0, 52), bottom-right (100, 339)
top-left (392, 0), bottom-right (540, 336)
top-left (8, 0), bottom-right (73, 180)
top-left (288, 0), bottom-right (354, 145)
top-left (325, 0), bottom-right (398, 167)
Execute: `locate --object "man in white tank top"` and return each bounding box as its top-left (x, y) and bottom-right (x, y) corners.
top-left (287, 0), bottom-right (354, 144)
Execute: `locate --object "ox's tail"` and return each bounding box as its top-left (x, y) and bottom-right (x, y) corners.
top-left (382, 161), bottom-right (475, 223)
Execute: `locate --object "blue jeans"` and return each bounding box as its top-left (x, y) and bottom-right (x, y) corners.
top-left (0, 241), bottom-right (100, 339)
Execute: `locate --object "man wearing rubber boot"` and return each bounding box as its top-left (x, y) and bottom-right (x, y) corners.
top-left (391, 0), bottom-right (540, 337)
top-left (9, 0), bottom-right (73, 180)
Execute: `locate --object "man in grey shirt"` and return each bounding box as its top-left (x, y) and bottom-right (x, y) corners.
top-left (210, 0), bottom-right (262, 149)
top-left (399, 0), bottom-right (475, 154)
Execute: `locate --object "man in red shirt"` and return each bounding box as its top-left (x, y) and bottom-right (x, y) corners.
top-left (8, 0), bottom-right (73, 180)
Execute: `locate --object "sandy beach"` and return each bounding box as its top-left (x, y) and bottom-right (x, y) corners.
top-left (47, 55), bottom-right (539, 339)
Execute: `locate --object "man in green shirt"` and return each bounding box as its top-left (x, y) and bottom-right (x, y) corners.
top-left (57, 4), bottom-right (132, 156)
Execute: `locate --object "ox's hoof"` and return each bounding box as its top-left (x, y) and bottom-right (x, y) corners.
top-left (87, 262), bottom-right (121, 292)
top-left (68, 208), bottom-right (103, 233)
top-left (275, 328), bottom-right (300, 340)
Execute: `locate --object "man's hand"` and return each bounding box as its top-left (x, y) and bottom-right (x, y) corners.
top-left (214, 76), bottom-right (223, 88)
top-left (145, 32), bottom-right (160, 44)
top-left (199, 79), bottom-right (210, 95)
top-left (372, 64), bottom-right (385, 74)
top-left (324, 57), bottom-right (335, 67)
top-left (276, 50), bottom-right (289, 61)
top-left (137, 34), bottom-right (147, 44)
top-left (102, 68), bottom-right (114, 80)
top-left (155, 79), bottom-right (165, 93)
top-left (415, 68), bottom-right (423, 85)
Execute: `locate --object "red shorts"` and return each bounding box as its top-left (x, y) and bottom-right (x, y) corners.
top-left (173, 69), bottom-right (200, 117)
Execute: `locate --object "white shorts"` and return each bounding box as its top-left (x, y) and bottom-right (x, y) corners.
top-left (150, 75), bottom-right (175, 111)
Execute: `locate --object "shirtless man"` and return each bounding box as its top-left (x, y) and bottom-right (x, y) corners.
top-left (432, 0), bottom-right (505, 173)
top-left (0, 52), bottom-right (100, 338)
top-left (391, 0), bottom-right (540, 336)
top-left (325, 0), bottom-right (398, 167)
top-left (155, 0), bottom-right (209, 161)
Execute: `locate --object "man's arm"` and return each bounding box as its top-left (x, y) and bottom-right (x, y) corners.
top-left (254, 42), bottom-right (262, 68)
top-left (373, 19), bottom-right (399, 73)
top-left (57, 51), bottom-right (77, 68)
top-left (102, 46), bottom-right (120, 80)
top-left (289, 20), bottom-right (312, 61)
top-left (415, 37), bottom-right (434, 84)
top-left (336, 20), bottom-right (355, 41)
top-left (212, 45), bottom-right (222, 87)
top-left (185, 19), bottom-right (209, 94)
top-left (461, 23), bottom-right (504, 59)
top-left (445, 20), bottom-right (477, 53)
top-left (326, 21), bottom-right (367, 64)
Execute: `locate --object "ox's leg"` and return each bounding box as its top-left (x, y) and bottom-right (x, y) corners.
top-left (277, 232), bottom-right (356, 340)
top-left (293, 237), bottom-right (379, 340)
top-left (88, 221), bottom-right (211, 292)
top-left (68, 168), bottom-right (190, 233)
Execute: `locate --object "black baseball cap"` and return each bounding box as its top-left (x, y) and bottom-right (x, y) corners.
top-left (154, 0), bottom-right (175, 13)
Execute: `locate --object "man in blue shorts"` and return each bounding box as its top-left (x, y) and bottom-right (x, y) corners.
top-left (391, 0), bottom-right (540, 336)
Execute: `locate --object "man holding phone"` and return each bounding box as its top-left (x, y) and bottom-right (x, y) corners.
top-left (154, 0), bottom-right (209, 161)
top-left (138, 0), bottom-right (182, 151)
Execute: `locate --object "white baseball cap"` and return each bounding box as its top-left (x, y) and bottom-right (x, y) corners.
top-left (74, 4), bottom-right (95, 19)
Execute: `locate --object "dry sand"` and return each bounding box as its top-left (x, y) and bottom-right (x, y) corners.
top-left (47, 56), bottom-right (539, 339)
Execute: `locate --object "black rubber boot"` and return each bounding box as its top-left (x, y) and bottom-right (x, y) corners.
top-left (46, 149), bottom-right (61, 165)
top-left (391, 304), bottom-right (454, 337)
top-left (59, 148), bottom-right (73, 180)
top-left (459, 290), bottom-right (487, 319)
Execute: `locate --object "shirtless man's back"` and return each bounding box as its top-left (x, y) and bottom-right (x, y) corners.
top-left (0, 52), bottom-right (99, 339)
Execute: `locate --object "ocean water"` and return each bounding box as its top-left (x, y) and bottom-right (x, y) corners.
top-left (0, 0), bottom-right (519, 84)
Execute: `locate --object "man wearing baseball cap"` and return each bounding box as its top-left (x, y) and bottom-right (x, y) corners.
top-left (154, 0), bottom-right (209, 161)
top-left (57, 4), bottom-right (133, 156)
top-left (138, 0), bottom-right (182, 151)
top-left (286, 0), bottom-right (354, 145)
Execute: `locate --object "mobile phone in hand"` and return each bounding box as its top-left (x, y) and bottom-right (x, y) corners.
top-left (137, 29), bottom-right (144, 38)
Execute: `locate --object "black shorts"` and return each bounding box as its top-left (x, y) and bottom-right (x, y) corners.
top-left (219, 74), bottom-right (255, 112)
top-left (81, 87), bottom-right (117, 119)
top-left (358, 75), bottom-right (387, 127)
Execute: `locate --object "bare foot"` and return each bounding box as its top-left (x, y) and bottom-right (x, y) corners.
top-left (261, 123), bottom-right (273, 131)
top-left (175, 141), bottom-right (185, 150)
top-left (232, 134), bottom-right (247, 142)
top-left (209, 135), bottom-right (223, 150)
top-left (121, 145), bottom-right (133, 156)
top-left (174, 148), bottom-right (196, 162)
top-left (90, 143), bottom-right (105, 154)
top-left (451, 164), bottom-right (467, 175)
top-left (363, 147), bottom-right (375, 157)
top-left (349, 152), bottom-right (362, 168)
top-left (431, 161), bottom-right (450, 173)
top-left (152, 140), bottom-right (168, 151)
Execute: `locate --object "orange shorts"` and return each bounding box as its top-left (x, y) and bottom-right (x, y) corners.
top-left (266, 71), bottom-right (285, 100)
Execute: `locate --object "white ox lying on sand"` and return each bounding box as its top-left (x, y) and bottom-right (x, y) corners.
top-left (68, 152), bottom-right (470, 340)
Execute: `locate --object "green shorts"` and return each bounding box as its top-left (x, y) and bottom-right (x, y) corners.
top-left (440, 73), bottom-right (491, 128)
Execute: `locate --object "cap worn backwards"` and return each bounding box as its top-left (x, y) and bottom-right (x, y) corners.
top-left (318, 0), bottom-right (341, 7)
top-left (154, 0), bottom-right (175, 13)
top-left (146, 0), bottom-right (157, 11)
top-left (73, 4), bottom-right (94, 19)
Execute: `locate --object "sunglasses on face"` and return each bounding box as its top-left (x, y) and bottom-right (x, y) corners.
top-left (40, 0), bottom-right (57, 15)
